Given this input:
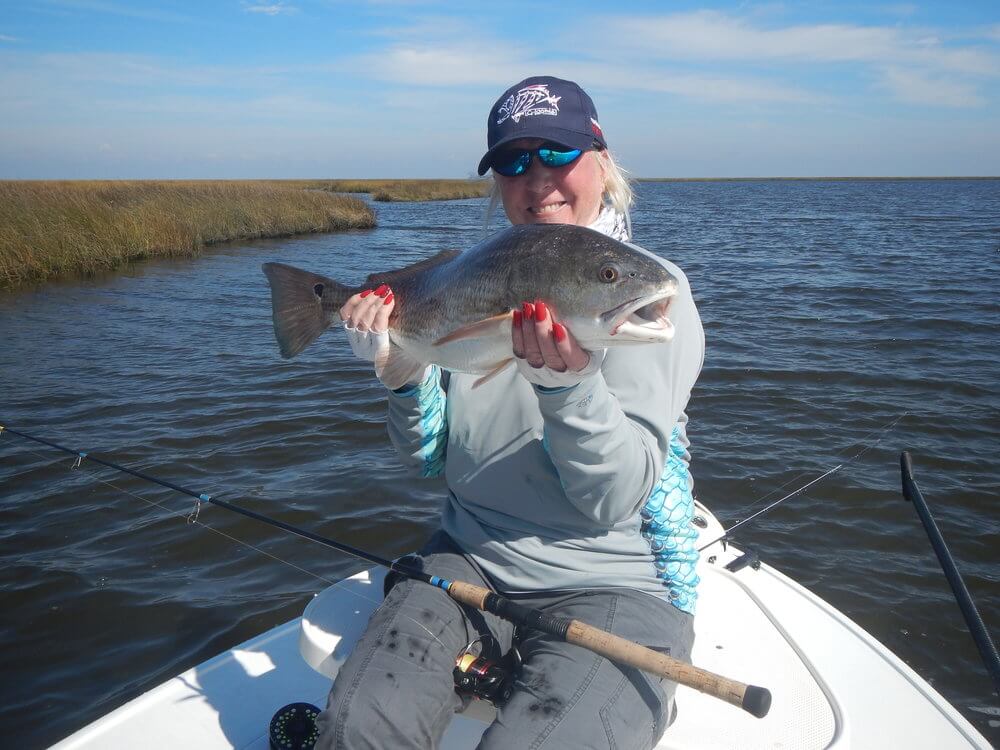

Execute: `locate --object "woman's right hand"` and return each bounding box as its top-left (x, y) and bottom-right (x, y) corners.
top-left (339, 284), bottom-right (394, 362)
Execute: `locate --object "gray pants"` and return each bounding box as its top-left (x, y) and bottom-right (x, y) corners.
top-left (315, 533), bottom-right (695, 750)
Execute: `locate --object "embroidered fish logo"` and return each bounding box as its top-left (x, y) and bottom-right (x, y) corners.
top-left (496, 84), bottom-right (562, 125)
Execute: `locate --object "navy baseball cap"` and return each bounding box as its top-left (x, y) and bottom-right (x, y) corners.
top-left (477, 76), bottom-right (608, 176)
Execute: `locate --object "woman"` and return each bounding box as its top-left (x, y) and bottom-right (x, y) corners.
top-left (316, 76), bottom-right (704, 750)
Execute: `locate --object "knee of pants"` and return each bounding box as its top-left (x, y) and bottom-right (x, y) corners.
top-left (317, 682), bottom-right (454, 750)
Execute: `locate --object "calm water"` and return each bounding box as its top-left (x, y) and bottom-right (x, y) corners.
top-left (1, 180), bottom-right (998, 747)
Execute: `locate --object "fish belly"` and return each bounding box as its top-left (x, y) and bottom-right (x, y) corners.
top-left (393, 332), bottom-right (514, 375)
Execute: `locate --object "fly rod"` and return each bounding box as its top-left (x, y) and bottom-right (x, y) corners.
top-left (900, 452), bottom-right (1000, 694)
top-left (1, 424), bottom-right (771, 718)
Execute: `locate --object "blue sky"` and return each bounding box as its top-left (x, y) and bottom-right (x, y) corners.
top-left (1, 1), bottom-right (997, 178)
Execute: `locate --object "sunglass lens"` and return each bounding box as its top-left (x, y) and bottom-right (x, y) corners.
top-left (493, 150), bottom-right (531, 177)
top-left (538, 147), bottom-right (582, 168)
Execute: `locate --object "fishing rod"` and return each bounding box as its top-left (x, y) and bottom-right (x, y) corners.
top-left (900, 452), bottom-right (1000, 694)
top-left (1, 424), bottom-right (772, 719)
top-left (698, 413), bottom-right (907, 552)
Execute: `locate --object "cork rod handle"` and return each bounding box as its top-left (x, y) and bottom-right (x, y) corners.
top-left (566, 619), bottom-right (771, 718)
top-left (445, 580), bottom-right (771, 718)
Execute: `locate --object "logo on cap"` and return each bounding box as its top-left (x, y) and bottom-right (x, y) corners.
top-left (496, 84), bottom-right (561, 125)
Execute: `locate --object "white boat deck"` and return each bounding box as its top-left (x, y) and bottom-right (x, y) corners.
top-left (51, 506), bottom-right (992, 749)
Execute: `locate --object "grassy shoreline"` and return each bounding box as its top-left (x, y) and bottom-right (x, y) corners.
top-left (4, 175), bottom-right (990, 290)
top-left (0, 180), bottom-right (376, 290)
top-left (315, 179), bottom-right (491, 201)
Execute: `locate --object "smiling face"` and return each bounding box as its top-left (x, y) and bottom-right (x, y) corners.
top-left (494, 138), bottom-right (607, 228)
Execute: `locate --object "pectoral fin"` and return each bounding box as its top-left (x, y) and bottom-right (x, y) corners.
top-left (472, 358), bottom-right (514, 388)
top-left (375, 343), bottom-right (430, 391)
top-left (434, 312), bottom-right (513, 346)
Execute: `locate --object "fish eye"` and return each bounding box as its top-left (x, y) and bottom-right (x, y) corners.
top-left (599, 264), bottom-right (620, 283)
top-left (313, 283), bottom-right (325, 298)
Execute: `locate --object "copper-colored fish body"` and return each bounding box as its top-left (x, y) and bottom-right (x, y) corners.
top-left (263, 224), bottom-right (678, 388)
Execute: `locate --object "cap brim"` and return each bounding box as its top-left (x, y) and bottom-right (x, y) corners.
top-left (476, 128), bottom-right (602, 176)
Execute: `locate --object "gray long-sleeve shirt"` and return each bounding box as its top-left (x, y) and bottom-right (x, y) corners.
top-left (387, 253), bottom-right (704, 614)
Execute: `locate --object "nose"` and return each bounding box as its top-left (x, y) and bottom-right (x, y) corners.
top-left (523, 156), bottom-right (554, 192)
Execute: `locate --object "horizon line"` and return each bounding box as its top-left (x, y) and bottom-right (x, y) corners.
top-left (2, 176), bottom-right (998, 182)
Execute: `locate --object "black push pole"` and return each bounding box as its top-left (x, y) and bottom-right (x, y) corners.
top-left (900, 452), bottom-right (1000, 694)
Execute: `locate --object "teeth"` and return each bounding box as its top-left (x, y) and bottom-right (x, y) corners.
top-left (532, 203), bottom-right (564, 214)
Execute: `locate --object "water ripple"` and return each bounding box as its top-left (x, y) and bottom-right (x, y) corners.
top-left (1, 179), bottom-right (998, 746)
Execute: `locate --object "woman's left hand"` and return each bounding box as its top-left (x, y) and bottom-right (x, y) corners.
top-left (512, 301), bottom-right (602, 387)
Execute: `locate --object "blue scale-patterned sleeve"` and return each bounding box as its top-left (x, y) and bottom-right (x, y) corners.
top-left (529, 257), bottom-right (704, 529)
top-left (386, 366), bottom-right (448, 478)
top-left (640, 427), bottom-right (700, 615)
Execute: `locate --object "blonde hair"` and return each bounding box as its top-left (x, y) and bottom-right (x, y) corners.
top-left (482, 147), bottom-right (634, 235)
top-left (600, 149), bottom-right (634, 218)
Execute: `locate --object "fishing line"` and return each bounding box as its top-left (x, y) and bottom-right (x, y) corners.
top-left (699, 412), bottom-right (908, 551)
top-left (0, 423), bottom-right (773, 717)
top-left (9, 436), bottom-right (451, 648)
top-left (10, 440), bottom-right (343, 590)
top-left (720, 412), bottom-right (908, 520)
top-left (3, 432), bottom-right (449, 648)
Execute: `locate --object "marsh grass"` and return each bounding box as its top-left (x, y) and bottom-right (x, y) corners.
top-left (319, 179), bottom-right (490, 202)
top-left (0, 180), bottom-right (375, 290)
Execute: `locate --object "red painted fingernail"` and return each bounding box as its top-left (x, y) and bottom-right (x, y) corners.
top-left (553, 323), bottom-right (566, 343)
top-left (522, 302), bottom-right (534, 320)
top-left (535, 301), bottom-right (548, 322)
top-left (513, 309), bottom-right (523, 325)
top-left (360, 289), bottom-right (373, 298)
top-left (383, 292), bottom-right (394, 305)
top-left (374, 284), bottom-right (388, 296)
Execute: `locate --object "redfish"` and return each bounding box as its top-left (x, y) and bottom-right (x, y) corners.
top-left (263, 223), bottom-right (678, 389)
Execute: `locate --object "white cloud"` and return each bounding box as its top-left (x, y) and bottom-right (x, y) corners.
top-left (882, 4), bottom-right (918, 18)
top-left (0, 51), bottom-right (313, 92)
top-left (879, 67), bottom-right (985, 108)
top-left (0, 34), bottom-right (19, 42)
top-left (243, 2), bottom-right (297, 16)
top-left (577, 64), bottom-right (816, 103)
top-left (359, 44), bottom-right (514, 86)
top-left (42, 0), bottom-right (193, 24)
top-left (596, 11), bottom-right (999, 76)
top-left (355, 12), bottom-right (995, 110)
top-left (608, 12), bottom-right (899, 63)
top-left (353, 44), bottom-right (815, 104)
top-left (562, 11), bottom-right (998, 110)
top-left (370, 16), bottom-right (477, 40)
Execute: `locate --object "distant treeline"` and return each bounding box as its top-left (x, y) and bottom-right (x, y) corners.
top-left (0, 180), bottom-right (376, 290)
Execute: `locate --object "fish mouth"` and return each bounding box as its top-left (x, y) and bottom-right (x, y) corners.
top-left (602, 286), bottom-right (677, 343)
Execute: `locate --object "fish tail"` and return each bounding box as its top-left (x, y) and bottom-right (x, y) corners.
top-left (262, 262), bottom-right (352, 358)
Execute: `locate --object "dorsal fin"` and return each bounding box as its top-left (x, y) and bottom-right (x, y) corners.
top-left (364, 248), bottom-right (461, 289)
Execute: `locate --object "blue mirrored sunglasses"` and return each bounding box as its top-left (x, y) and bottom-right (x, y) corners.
top-left (491, 143), bottom-right (585, 177)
